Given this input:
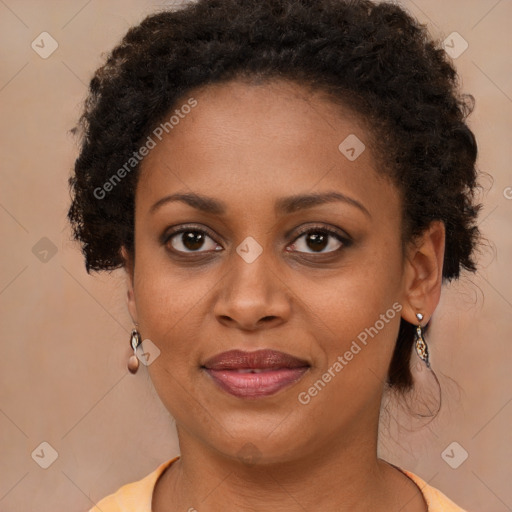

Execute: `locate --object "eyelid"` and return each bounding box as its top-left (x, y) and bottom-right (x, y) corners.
top-left (291, 223), bottom-right (351, 244)
top-left (160, 223), bottom-right (220, 246)
top-left (161, 222), bottom-right (352, 254)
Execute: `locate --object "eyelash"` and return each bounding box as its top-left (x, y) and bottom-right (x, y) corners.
top-left (162, 223), bottom-right (352, 257)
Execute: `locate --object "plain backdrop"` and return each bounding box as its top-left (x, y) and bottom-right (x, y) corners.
top-left (0, 0), bottom-right (511, 510)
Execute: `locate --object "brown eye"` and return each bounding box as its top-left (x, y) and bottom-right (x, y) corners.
top-left (166, 229), bottom-right (220, 253)
top-left (289, 229), bottom-right (346, 254)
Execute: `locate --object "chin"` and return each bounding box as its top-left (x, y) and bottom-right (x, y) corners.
top-left (204, 423), bottom-right (312, 466)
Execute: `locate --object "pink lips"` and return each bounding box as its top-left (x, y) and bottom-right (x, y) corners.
top-left (202, 349), bottom-right (310, 399)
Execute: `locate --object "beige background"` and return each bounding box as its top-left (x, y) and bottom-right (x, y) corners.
top-left (0, 0), bottom-right (511, 510)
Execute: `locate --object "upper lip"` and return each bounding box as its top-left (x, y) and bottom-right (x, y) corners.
top-left (202, 349), bottom-right (310, 370)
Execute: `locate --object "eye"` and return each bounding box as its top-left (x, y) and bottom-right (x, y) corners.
top-left (288, 227), bottom-right (348, 254)
top-left (164, 227), bottom-right (221, 254)
top-left (162, 224), bottom-right (350, 257)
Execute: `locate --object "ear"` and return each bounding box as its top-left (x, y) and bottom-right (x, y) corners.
top-left (400, 220), bottom-right (445, 325)
top-left (121, 246), bottom-right (138, 325)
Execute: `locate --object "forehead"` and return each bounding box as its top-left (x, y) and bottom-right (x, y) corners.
top-left (144, 79), bottom-right (367, 159)
top-left (136, 79), bottom-right (398, 219)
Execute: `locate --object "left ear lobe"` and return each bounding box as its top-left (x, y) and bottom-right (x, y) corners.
top-left (401, 220), bottom-right (445, 324)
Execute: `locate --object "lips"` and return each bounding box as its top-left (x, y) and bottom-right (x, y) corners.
top-left (202, 349), bottom-right (310, 399)
top-left (203, 349), bottom-right (309, 371)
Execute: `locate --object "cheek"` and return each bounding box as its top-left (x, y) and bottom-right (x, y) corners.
top-left (313, 236), bottom-right (404, 379)
top-left (134, 269), bottom-right (204, 350)
top-left (132, 264), bottom-right (206, 416)
top-left (297, 285), bottom-right (402, 429)
top-left (132, 226), bottom-right (208, 332)
top-left (325, 236), bottom-right (402, 322)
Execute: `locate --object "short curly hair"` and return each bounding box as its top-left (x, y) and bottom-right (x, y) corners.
top-left (68, 0), bottom-right (481, 392)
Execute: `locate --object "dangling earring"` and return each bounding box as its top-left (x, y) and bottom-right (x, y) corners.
top-left (127, 327), bottom-right (142, 374)
top-left (414, 313), bottom-right (431, 369)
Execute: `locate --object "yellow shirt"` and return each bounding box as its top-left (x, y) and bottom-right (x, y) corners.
top-left (89, 456), bottom-right (468, 511)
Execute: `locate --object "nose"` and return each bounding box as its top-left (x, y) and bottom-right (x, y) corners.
top-left (213, 252), bottom-right (291, 331)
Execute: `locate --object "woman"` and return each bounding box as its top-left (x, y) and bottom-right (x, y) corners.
top-left (68, 0), bottom-right (480, 510)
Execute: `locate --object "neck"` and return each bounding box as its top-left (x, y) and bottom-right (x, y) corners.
top-left (152, 423), bottom-right (426, 512)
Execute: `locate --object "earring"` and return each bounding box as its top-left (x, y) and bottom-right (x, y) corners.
top-left (127, 327), bottom-right (142, 374)
top-left (414, 313), bottom-right (430, 368)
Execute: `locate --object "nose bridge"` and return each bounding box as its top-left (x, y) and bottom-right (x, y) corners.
top-left (228, 239), bottom-right (276, 304)
top-left (214, 237), bottom-right (290, 328)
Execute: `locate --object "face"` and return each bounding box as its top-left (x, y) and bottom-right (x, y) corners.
top-left (125, 79), bottom-right (424, 464)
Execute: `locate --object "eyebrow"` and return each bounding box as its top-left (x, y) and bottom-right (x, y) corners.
top-left (149, 191), bottom-right (371, 218)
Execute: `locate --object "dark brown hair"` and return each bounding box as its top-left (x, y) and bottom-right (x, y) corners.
top-left (68, 0), bottom-right (481, 392)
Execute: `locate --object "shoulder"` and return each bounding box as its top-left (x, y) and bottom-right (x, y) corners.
top-left (401, 468), bottom-right (469, 512)
top-left (88, 456), bottom-right (180, 512)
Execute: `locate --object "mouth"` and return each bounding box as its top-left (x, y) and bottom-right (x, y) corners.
top-left (201, 349), bottom-right (310, 399)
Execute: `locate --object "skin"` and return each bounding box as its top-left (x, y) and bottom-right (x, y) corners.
top-left (121, 79), bottom-right (445, 512)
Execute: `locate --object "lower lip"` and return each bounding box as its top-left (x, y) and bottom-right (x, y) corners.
top-left (204, 367), bottom-right (309, 399)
